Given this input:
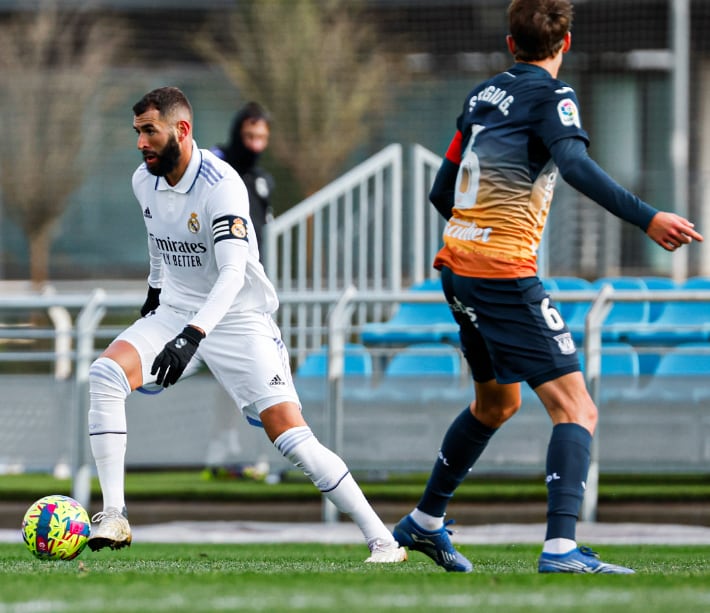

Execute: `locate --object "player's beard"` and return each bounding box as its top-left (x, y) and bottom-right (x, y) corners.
top-left (145, 133), bottom-right (181, 177)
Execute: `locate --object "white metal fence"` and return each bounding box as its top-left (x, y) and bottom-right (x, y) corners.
top-left (1, 144), bottom-right (709, 523)
top-left (263, 143), bottom-right (447, 364)
top-left (1, 287), bottom-right (709, 522)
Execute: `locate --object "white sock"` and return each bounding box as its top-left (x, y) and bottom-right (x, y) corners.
top-left (274, 426), bottom-right (394, 545)
top-left (543, 538), bottom-right (577, 554)
top-left (411, 508), bottom-right (445, 532)
top-left (88, 357), bottom-right (130, 512)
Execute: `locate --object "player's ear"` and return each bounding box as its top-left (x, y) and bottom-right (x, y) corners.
top-left (176, 119), bottom-right (191, 142)
top-left (506, 34), bottom-right (516, 56)
top-left (562, 32), bottom-right (572, 53)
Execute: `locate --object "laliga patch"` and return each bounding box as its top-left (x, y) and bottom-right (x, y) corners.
top-left (557, 98), bottom-right (581, 128)
top-left (212, 215), bottom-right (249, 243)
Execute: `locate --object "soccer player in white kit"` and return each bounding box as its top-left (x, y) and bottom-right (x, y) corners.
top-left (86, 86), bottom-right (406, 564)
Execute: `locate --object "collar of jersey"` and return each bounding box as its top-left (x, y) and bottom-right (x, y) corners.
top-left (154, 140), bottom-right (202, 194)
top-left (508, 62), bottom-right (553, 79)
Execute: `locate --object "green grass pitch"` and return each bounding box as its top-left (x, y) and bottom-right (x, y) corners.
top-left (1, 543), bottom-right (709, 612)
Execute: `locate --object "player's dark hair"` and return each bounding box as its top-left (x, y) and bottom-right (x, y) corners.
top-left (507, 0), bottom-right (573, 62)
top-left (133, 86), bottom-right (193, 121)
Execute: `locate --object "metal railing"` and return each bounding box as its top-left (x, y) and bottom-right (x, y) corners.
top-left (323, 286), bottom-right (710, 522)
top-left (0, 290), bottom-right (144, 507)
top-left (262, 143), bottom-right (446, 365)
top-left (1, 287), bottom-right (709, 520)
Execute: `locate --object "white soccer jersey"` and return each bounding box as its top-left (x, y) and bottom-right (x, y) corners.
top-left (132, 141), bottom-right (279, 335)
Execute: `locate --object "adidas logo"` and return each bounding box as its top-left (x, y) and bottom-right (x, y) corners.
top-left (269, 374), bottom-right (286, 386)
top-left (144, 207), bottom-right (152, 218)
top-left (441, 551), bottom-right (459, 564)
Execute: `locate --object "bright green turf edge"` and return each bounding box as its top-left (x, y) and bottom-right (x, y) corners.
top-left (1, 471), bottom-right (709, 503)
top-left (1, 543), bottom-right (709, 613)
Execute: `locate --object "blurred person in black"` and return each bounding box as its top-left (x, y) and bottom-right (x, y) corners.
top-left (206, 102), bottom-right (276, 478)
top-left (213, 102), bottom-right (274, 261)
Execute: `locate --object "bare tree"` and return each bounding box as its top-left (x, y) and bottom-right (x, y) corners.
top-left (195, 0), bottom-right (403, 197)
top-left (0, 2), bottom-right (125, 286)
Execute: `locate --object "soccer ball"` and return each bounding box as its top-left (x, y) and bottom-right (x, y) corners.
top-left (21, 495), bottom-right (91, 561)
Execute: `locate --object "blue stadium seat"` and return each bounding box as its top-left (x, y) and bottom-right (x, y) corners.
top-left (360, 278), bottom-right (456, 345)
top-left (625, 277), bottom-right (710, 346)
top-left (652, 342), bottom-right (710, 376)
top-left (639, 276), bottom-right (677, 322)
top-left (590, 276), bottom-right (650, 342)
top-left (521, 342), bottom-right (640, 406)
top-left (639, 276), bottom-right (677, 290)
top-left (632, 277), bottom-right (677, 374)
top-left (409, 278), bottom-right (443, 292)
top-left (578, 342), bottom-right (640, 377)
top-left (683, 276), bottom-right (710, 290)
top-left (630, 276), bottom-right (677, 373)
top-left (551, 276), bottom-right (592, 291)
top-left (384, 342), bottom-right (461, 378)
top-left (626, 342), bottom-right (710, 403)
top-left (635, 349), bottom-right (664, 377)
top-left (296, 343), bottom-right (373, 378)
top-left (578, 342), bottom-right (640, 403)
top-left (541, 277), bottom-right (559, 293)
top-left (550, 276), bottom-right (593, 341)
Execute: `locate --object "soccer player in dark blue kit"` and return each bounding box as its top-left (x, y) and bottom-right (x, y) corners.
top-left (393, 0), bottom-right (703, 574)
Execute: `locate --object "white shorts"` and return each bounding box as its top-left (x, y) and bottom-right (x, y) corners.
top-left (114, 305), bottom-right (300, 426)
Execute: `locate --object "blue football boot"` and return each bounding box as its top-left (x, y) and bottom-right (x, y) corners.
top-left (538, 546), bottom-right (635, 574)
top-left (393, 514), bottom-right (472, 572)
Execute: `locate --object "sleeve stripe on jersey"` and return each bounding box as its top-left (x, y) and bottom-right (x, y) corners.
top-left (199, 159), bottom-right (224, 186)
top-left (212, 215), bottom-right (249, 243)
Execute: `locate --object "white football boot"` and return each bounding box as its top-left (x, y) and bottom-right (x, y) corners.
top-left (88, 507), bottom-right (132, 551)
top-left (364, 538), bottom-right (408, 563)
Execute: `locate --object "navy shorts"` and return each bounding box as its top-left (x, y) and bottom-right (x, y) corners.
top-left (440, 266), bottom-right (580, 388)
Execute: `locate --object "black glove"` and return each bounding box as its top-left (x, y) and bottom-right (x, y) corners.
top-left (140, 286), bottom-right (162, 317)
top-left (151, 326), bottom-right (204, 388)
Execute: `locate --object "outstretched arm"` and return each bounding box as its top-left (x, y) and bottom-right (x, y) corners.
top-left (551, 137), bottom-right (703, 250)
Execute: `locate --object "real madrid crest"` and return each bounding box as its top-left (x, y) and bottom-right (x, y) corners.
top-left (231, 217), bottom-right (248, 239)
top-left (255, 176), bottom-right (270, 199)
top-left (187, 212), bottom-right (200, 233)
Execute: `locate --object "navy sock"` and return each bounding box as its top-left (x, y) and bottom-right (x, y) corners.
top-left (418, 407), bottom-right (497, 517)
top-left (544, 423), bottom-right (592, 541)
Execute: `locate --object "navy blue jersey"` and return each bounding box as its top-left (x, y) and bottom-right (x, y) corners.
top-left (435, 63), bottom-right (589, 278)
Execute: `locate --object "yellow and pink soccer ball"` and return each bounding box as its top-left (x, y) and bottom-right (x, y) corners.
top-left (21, 495), bottom-right (91, 561)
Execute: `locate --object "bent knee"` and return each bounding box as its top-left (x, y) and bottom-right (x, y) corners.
top-left (571, 401), bottom-right (598, 432)
top-left (89, 357), bottom-right (131, 395)
top-left (260, 401), bottom-right (307, 442)
top-left (473, 398), bottom-right (521, 429)
top-left (477, 405), bottom-right (521, 429)
top-left (472, 381), bottom-right (522, 428)
top-left (536, 376), bottom-right (599, 433)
